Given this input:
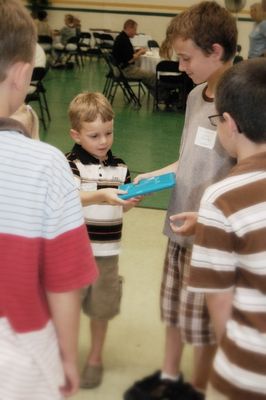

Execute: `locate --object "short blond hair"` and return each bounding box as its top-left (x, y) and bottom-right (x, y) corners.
top-left (0, 0), bottom-right (36, 82)
top-left (12, 104), bottom-right (40, 140)
top-left (68, 92), bottom-right (114, 131)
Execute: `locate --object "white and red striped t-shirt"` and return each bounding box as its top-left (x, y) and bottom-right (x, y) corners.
top-left (0, 121), bottom-right (97, 399)
top-left (189, 152), bottom-right (266, 400)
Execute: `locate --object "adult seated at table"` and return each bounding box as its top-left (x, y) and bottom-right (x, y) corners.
top-left (112, 19), bottom-right (156, 95)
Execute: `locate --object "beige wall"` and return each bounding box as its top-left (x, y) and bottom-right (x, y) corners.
top-left (28, 1), bottom-right (257, 58)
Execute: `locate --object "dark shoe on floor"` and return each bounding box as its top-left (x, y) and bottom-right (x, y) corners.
top-left (123, 371), bottom-right (204, 400)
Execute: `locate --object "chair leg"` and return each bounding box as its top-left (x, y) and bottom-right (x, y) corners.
top-left (41, 92), bottom-right (51, 121)
top-left (38, 97), bottom-right (47, 130)
top-left (124, 81), bottom-right (141, 108)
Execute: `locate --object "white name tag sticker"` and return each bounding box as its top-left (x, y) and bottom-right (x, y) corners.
top-left (194, 127), bottom-right (217, 149)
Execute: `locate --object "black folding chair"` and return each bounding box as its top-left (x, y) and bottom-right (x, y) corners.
top-left (147, 39), bottom-right (159, 49)
top-left (25, 67), bottom-right (51, 130)
top-left (78, 32), bottom-right (92, 62)
top-left (91, 32), bottom-right (103, 59)
top-left (99, 33), bottom-right (114, 51)
top-left (102, 51), bottom-right (141, 108)
top-left (64, 36), bottom-right (83, 67)
top-left (38, 35), bottom-right (53, 56)
top-left (154, 60), bottom-right (193, 111)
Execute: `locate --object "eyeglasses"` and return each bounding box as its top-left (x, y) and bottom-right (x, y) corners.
top-left (208, 114), bottom-right (225, 127)
top-left (208, 113), bottom-right (243, 132)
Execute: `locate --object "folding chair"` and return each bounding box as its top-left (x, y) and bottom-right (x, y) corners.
top-left (99, 33), bottom-right (114, 51)
top-left (78, 32), bottom-right (92, 62)
top-left (154, 60), bottom-right (193, 111)
top-left (147, 39), bottom-right (159, 49)
top-left (102, 52), bottom-right (141, 108)
top-left (91, 32), bottom-right (103, 59)
top-left (64, 36), bottom-right (83, 67)
top-left (38, 35), bottom-right (53, 55)
top-left (25, 67), bottom-right (51, 130)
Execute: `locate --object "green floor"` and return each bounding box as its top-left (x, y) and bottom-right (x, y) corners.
top-left (38, 58), bottom-right (185, 209)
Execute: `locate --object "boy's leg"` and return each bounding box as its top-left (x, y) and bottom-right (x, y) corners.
top-left (160, 242), bottom-right (187, 379)
top-left (88, 318), bottom-right (108, 366)
top-left (179, 249), bottom-right (217, 392)
top-left (124, 241), bottom-right (192, 400)
top-left (81, 255), bottom-right (121, 388)
top-left (162, 325), bottom-right (183, 376)
top-left (192, 345), bottom-right (217, 391)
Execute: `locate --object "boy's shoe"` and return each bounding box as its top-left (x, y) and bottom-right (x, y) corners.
top-left (80, 364), bottom-right (103, 389)
top-left (123, 370), bottom-right (205, 400)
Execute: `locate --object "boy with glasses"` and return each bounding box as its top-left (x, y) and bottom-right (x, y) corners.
top-left (189, 58), bottom-right (266, 400)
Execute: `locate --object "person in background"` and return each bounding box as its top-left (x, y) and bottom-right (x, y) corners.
top-left (11, 104), bottom-right (40, 140)
top-left (112, 19), bottom-right (156, 95)
top-left (66, 92), bottom-right (139, 389)
top-left (0, 1), bottom-right (98, 399)
top-left (35, 9), bottom-right (53, 37)
top-left (59, 14), bottom-right (77, 46)
top-left (124, 2), bottom-right (237, 400)
top-left (188, 58), bottom-right (266, 400)
top-left (159, 25), bottom-right (177, 61)
top-left (248, 2), bottom-right (266, 58)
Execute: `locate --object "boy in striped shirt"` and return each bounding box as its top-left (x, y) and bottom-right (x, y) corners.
top-left (0, 1), bottom-right (97, 399)
top-left (189, 58), bottom-right (266, 399)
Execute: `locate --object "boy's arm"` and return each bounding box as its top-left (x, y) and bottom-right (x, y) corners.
top-left (46, 290), bottom-right (81, 397)
top-left (206, 289), bottom-right (234, 343)
top-left (80, 188), bottom-right (129, 206)
top-left (134, 161), bottom-right (178, 184)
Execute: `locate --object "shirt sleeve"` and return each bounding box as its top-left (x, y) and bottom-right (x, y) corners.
top-left (188, 189), bottom-right (237, 293)
top-left (40, 151), bottom-right (98, 292)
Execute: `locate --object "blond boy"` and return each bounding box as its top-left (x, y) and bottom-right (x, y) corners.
top-left (66, 92), bottom-right (137, 389)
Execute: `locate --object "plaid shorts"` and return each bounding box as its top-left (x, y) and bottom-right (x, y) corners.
top-left (160, 240), bottom-right (216, 345)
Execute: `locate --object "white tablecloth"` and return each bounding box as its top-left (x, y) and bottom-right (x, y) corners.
top-left (131, 34), bottom-right (152, 48)
top-left (139, 51), bottom-right (161, 73)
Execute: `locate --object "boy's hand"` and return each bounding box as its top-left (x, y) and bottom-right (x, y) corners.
top-left (101, 188), bottom-right (131, 205)
top-left (60, 360), bottom-right (80, 397)
top-left (133, 172), bottom-right (154, 184)
top-left (169, 212), bottom-right (198, 236)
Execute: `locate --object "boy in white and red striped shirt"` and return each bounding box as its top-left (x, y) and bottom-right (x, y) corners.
top-left (189, 58), bottom-right (266, 400)
top-left (0, 1), bottom-right (98, 399)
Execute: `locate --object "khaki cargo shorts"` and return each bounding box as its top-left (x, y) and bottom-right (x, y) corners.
top-left (82, 255), bottom-right (123, 320)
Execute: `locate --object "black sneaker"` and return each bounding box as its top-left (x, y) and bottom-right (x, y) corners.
top-left (123, 371), bottom-right (204, 400)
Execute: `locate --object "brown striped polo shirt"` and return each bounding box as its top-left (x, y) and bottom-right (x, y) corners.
top-left (189, 151), bottom-right (266, 399)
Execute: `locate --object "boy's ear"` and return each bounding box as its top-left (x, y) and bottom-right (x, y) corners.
top-left (10, 62), bottom-right (33, 92)
top-left (223, 112), bottom-right (239, 136)
top-left (70, 128), bottom-right (81, 143)
top-left (211, 43), bottom-right (224, 60)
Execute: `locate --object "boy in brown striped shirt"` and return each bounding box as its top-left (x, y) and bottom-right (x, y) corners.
top-left (189, 58), bottom-right (266, 399)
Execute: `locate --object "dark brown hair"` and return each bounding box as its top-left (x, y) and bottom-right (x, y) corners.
top-left (216, 59), bottom-right (266, 142)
